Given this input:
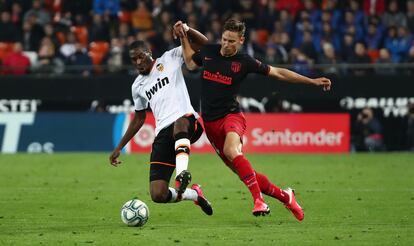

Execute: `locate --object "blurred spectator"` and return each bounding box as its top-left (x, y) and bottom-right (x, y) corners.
top-left (264, 43), bottom-right (288, 65)
top-left (66, 42), bottom-right (92, 76)
top-left (348, 42), bottom-right (372, 76)
top-left (276, 0), bottom-right (303, 18)
top-left (21, 16), bottom-right (45, 51)
top-left (208, 18), bottom-right (222, 43)
top-left (10, 2), bottom-right (23, 26)
top-left (131, 1), bottom-right (153, 32)
top-left (375, 48), bottom-right (396, 75)
top-left (93, 0), bottom-right (120, 18)
top-left (382, 0), bottom-right (407, 28)
top-left (198, 1), bottom-right (212, 33)
top-left (363, 0), bottom-right (385, 16)
top-left (322, 0), bottom-right (342, 30)
top-left (0, 0), bottom-right (413, 76)
top-left (0, 11), bottom-right (21, 42)
top-left (89, 14), bottom-right (110, 42)
top-left (257, 0), bottom-right (277, 31)
top-left (43, 23), bottom-right (60, 48)
top-left (23, 0), bottom-right (51, 26)
top-left (299, 31), bottom-right (318, 62)
top-left (291, 48), bottom-right (313, 76)
top-left (396, 26), bottom-right (413, 56)
top-left (353, 107), bottom-right (385, 152)
top-left (277, 10), bottom-right (293, 35)
top-left (341, 11), bottom-right (364, 42)
top-left (341, 33), bottom-right (355, 61)
top-left (33, 37), bottom-right (64, 74)
top-left (318, 42), bottom-right (340, 75)
top-left (348, 0), bottom-right (364, 27)
top-left (365, 22), bottom-right (383, 51)
top-left (59, 32), bottom-right (77, 59)
top-left (61, 0), bottom-right (92, 16)
top-left (405, 103), bottom-right (414, 151)
top-left (245, 30), bottom-right (266, 61)
top-left (2, 42), bottom-right (31, 75)
top-left (54, 11), bottom-right (72, 34)
top-left (293, 17), bottom-right (313, 48)
top-left (303, 0), bottom-right (321, 27)
top-left (407, 0), bottom-right (414, 34)
top-left (401, 46), bottom-right (414, 74)
top-left (316, 21), bottom-right (341, 53)
top-left (103, 37), bottom-right (129, 73)
top-left (385, 26), bottom-right (413, 62)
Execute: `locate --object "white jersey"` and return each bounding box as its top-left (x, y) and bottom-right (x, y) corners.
top-left (131, 46), bottom-right (198, 135)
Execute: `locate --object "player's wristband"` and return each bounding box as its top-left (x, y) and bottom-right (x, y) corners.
top-left (183, 23), bottom-right (190, 32)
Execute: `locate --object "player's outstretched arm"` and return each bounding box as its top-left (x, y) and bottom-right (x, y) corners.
top-left (268, 66), bottom-right (332, 91)
top-left (109, 110), bottom-right (146, 166)
top-left (173, 21), bottom-right (202, 71)
top-left (173, 21), bottom-right (208, 51)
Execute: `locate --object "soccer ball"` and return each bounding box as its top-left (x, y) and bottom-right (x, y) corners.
top-left (121, 199), bottom-right (149, 227)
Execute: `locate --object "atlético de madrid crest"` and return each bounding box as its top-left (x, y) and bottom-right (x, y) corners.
top-left (231, 62), bottom-right (241, 73)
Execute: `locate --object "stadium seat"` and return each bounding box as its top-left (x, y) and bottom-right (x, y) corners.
top-left (367, 50), bottom-right (380, 63)
top-left (88, 41), bottom-right (109, 65)
top-left (0, 42), bottom-right (15, 62)
top-left (56, 32), bottom-right (66, 45)
top-left (71, 26), bottom-right (89, 47)
top-left (88, 41), bottom-right (110, 73)
top-left (22, 51), bottom-right (38, 67)
top-left (118, 11), bottom-right (131, 23)
top-left (256, 30), bottom-right (269, 46)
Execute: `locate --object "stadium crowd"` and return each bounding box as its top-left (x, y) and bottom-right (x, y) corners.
top-left (0, 0), bottom-right (414, 76)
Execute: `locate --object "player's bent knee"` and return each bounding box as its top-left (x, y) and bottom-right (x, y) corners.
top-left (223, 147), bottom-right (239, 162)
top-left (150, 191), bottom-right (169, 203)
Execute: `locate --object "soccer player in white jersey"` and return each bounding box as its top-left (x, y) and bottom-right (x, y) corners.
top-left (109, 27), bottom-right (212, 215)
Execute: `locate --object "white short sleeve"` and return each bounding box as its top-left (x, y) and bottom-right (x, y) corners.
top-left (164, 46), bottom-right (183, 63)
top-left (133, 95), bottom-right (148, 111)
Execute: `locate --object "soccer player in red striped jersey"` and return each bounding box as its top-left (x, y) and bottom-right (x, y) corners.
top-left (175, 19), bottom-right (331, 219)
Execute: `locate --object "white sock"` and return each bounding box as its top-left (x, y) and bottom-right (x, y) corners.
top-left (168, 187), bottom-right (178, 203)
top-left (168, 187), bottom-right (198, 202)
top-left (175, 138), bottom-right (191, 177)
top-left (182, 188), bottom-right (198, 201)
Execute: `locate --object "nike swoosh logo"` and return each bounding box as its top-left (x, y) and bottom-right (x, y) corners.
top-left (204, 57), bottom-right (212, 60)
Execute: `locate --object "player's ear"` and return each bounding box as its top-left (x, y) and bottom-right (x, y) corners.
top-left (239, 36), bottom-right (245, 45)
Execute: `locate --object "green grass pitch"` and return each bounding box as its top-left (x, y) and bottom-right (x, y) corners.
top-left (0, 153), bottom-right (413, 245)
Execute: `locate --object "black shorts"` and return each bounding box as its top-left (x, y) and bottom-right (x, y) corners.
top-left (149, 115), bottom-right (203, 182)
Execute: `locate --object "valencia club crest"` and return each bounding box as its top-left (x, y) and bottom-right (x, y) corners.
top-left (156, 63), bottom-right (164, 71)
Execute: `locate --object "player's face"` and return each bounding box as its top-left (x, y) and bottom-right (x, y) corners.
top-left (129, 48), bottom-right (154, 75)
top-left (220, 30), bottom-right (244, 57)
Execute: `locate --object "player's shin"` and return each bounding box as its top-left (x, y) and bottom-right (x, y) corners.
top-left (232, 155), bottom-right (263, 202)
top-left (174, 134), bottom-right (191, 176)
top-left (255, 172), bottom-right (289, 204)
top-left (174, 133), bottom-right (192, 194)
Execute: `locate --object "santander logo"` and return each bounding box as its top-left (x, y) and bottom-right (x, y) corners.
top-left (251, 128), bottom-right (344, 146)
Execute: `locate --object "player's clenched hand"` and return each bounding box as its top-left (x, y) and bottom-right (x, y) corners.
top-left (312, 77), bottom-right (332, 91)
top-left (173, 21), bottom-right (186, 39)
top-left (109, 149), bottom-right (122, 167)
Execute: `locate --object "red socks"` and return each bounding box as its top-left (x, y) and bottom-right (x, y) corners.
top-left (255, 172), bottom-right (289, 204)
top-left (232, 155), bottom-right (263, 202)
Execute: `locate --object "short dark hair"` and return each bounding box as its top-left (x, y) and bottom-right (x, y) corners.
top-left (223, 19), bottom-right (246, 37)
top-left (129, 40), bottom-right (150, 53)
